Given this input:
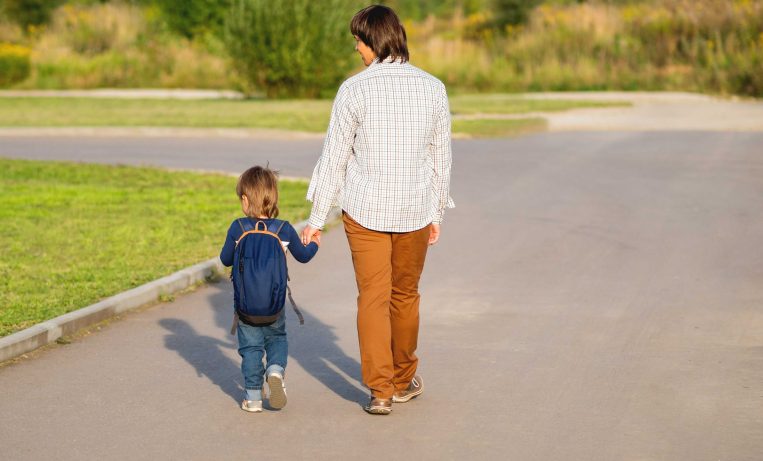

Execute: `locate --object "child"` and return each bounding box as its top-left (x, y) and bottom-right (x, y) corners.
top-left (220, 165), bottom-right (319, 412)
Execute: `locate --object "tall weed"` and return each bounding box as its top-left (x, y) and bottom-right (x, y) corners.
top-left (411, 0), bottom-right (763, 96)
top-left (0, 42), bottom-right (31, 87)
top-left (14, 2), bottom-right (232, 89)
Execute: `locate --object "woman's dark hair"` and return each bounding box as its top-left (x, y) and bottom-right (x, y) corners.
top-left (350, 5), bottom-right (409, 63)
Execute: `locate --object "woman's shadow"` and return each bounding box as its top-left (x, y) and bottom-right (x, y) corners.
top-left (160, 281), bottom-right (366, 404)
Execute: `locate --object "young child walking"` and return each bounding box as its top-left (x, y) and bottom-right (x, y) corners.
top-left (220, 165), bottom-right (319, 412)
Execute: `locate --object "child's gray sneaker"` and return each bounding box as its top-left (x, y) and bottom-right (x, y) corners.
top-left (241, 399), bottom-right (263, 413)
top-left (266, 371), bottom-right (287, 409)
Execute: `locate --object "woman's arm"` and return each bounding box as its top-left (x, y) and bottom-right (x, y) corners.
top-left (306, 83), bottom-right (360, 230)
top-left (429, 86), bottom-right (454, 226)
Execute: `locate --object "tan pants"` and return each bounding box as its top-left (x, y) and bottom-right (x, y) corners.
top-left (343, 212), bottom-right (430, 399)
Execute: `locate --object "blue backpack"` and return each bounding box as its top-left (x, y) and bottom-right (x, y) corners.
top-left (231, 218), bottom-right (303, 327)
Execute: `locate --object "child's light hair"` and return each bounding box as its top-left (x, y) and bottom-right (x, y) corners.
top-left (236, 165), bottom-right (279, 218)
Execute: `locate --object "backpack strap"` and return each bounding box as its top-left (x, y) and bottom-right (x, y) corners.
top-left (230, 311), bottom-right (238, 335)
top-left (270, 219), bottom-right (303, 325)
top-left (275, 220), bottom-right (286, 236)
top-left (286, 284), bottom-right (305, 325)
top-left (265, 219), bottom-right (286, 238)
top-left (237, 218), bottom-right (254, 232)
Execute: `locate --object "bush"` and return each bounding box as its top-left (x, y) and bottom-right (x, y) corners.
top-left (410, 0), bottom-right (763, 97)
top-left (56, 4), bottom-right (118, 55)
top-left (225, 0), bottom-right (360, 98)
top-left (154, 0), bottom-right (231, 38)
top-left (0, 42), bottom-right (31, 87)
top-left (493, 0), bottom-right (541, 29)
top-left (2, 0), bottom-right (63, 30)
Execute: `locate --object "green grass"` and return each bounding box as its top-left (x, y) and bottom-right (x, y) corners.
top-left (0, 158), bottom-right (311, 337)
top-left (0, 95), bottom-right (625, 137)
top-left (0, 98), bottom-right (334, 132)
top-left (451, 117), bottom-right (547, 138)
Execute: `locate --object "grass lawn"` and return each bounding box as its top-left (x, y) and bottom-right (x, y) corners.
top-left (0, 95), bottom-right (627, 137)
top-left (0, 158), bottom-right (311, 337)
top-left (451, 117), bottom-right (547, 138)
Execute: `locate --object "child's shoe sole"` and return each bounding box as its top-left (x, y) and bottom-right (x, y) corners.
top-left (267, 373), bottom-right (287, 409)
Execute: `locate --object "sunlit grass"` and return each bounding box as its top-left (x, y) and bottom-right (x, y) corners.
top-left (451, 117), bottom-right (547, 138)
top-left (0, 96), bottom-right (618, 137)
top-left (0, 158), bottom-right (311, 336)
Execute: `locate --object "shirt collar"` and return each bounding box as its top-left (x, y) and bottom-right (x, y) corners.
top-left (370, 56), bottom-right (405, 67)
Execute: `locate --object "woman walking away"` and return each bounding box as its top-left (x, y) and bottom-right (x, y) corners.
top-left (301, 4), bottom-right (454, 415)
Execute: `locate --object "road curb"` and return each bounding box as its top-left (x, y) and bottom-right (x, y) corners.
top-left (0, 210), bottom-right (339, 363)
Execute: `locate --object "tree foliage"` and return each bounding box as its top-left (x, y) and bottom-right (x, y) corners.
top-left (225, 0), bottom-right (359, 98)
top-left (153, 0), bottom-right (231, 38)
top-left (492, 0), bottom-right (541, 29)
top-left (2, 0), bottom-right (64, 29)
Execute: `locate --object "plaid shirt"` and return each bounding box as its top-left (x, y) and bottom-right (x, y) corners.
top-left (306, 58), bottom-right (454, 232)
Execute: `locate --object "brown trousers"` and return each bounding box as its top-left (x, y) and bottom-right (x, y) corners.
top-left (343, 212), bottom-right (431, 399)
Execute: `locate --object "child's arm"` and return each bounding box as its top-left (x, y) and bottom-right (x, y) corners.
top-left (282, 222), bottom-right (319, 263)
top-left (219, 222), bottom-right (238, 267)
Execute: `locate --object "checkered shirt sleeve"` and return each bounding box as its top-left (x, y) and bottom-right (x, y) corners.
top-left (306, 60), bottom-right (454, 233)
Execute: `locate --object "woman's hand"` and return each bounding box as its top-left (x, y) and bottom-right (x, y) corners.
top-left (428, 223), bottom-right (441, 245)
top-left (302, 225), bottom-right (321, 246)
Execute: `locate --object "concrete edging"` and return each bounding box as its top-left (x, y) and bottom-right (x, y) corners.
top-left (0, 210), bottom-right (339, 363)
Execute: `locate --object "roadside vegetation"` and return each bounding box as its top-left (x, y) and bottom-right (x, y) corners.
top-left (0, 158), bottom-right (311, 337)
top-left (0, 0), bottom-right (760, 97)
top-left (0, 95), bottom-right (626, 136)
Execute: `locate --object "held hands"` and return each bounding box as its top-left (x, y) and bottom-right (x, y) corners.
top-left (301, 223), bottom-right (439, 246)
top-left (301, 224), bottom-right (321, 247)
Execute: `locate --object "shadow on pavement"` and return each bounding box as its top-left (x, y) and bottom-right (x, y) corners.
top-left (159, 316), bottom-right (242, 403)
top-left (159, 282), bottom-right (366, 405)
top-left (208, 284), bottom-right (366, 404)
top-left (287, 308), bottom-right (367, 404)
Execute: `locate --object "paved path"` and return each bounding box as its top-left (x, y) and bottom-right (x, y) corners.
top-left (534, 92), bottom-right (763, 132)
top-left (2, 131), bottom-right (763, 460)
top-left (452, 92), bottom-right (763, 132)
top-left (0, 135), bottom-right (324, 178)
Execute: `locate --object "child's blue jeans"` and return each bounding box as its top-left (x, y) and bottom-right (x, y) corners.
top-left (236, 311), bottom-right (287, 399)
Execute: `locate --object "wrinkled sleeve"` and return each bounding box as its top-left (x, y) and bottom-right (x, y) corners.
top-left (429, 86), bottom-right (454, 224)
top-left (306, 83), bottom-right (359, 229)
top-left (219, 221), bottom-right (238, 267)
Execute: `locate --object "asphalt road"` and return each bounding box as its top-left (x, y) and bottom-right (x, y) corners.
top-left (0, 135), bottom-right (324, 178)
top-left (1, 131), bottom-right (762, 460)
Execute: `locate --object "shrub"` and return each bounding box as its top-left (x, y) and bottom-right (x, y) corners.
top-left (2, 0), bottom-right (64, 30)
top-left (0, 42), bottom-right (31, 87)
top-left (154, 0), bottom-right (231, 38)
top-left (56, 4), bottom-right (118, 55)
top-left (410, 0), bottom-right (763, 97)
top-left (493, 0), bottom-right (541, 29)
top-left (224, 0), bottom-right (359, 98)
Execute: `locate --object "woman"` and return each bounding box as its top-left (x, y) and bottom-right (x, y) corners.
top-left (301, 4), bottom-right (453, 415)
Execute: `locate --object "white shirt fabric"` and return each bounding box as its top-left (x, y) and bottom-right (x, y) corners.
top-left (306, 58), bottom-right (454, 233)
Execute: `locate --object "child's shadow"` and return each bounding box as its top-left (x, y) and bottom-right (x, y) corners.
top-left (206, 286), bottom-right (367, 404)
top-left (159, 316), bottom-right (242, 403)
